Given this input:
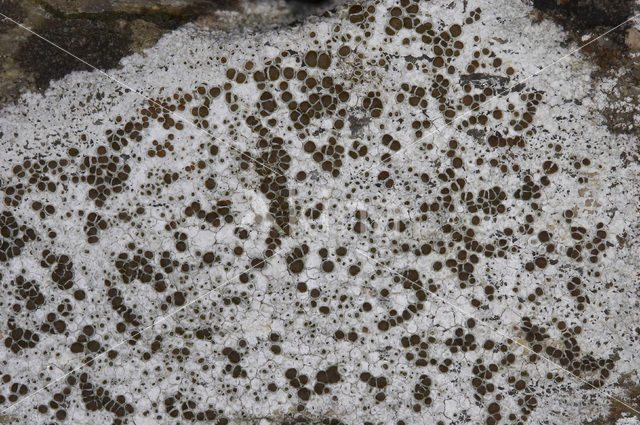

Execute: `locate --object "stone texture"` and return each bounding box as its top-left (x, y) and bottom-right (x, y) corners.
top-left (0, 0), bottom-right (327, 106)
top-left (1, 0), bottom-right (640, 424)
top-left (626, 26), bottom-right (640, 50)
top-left (43, 0), bottom-right (226, 15)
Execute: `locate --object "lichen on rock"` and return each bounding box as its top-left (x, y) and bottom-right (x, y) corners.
top-left (0, 0), bottom-right (639, 424)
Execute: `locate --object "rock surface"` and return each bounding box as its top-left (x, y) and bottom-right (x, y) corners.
top-left (0, 0), bottom-right (331, 106)
top-left (42, 0), bottom-right (224, 15)
top-left (627, 27), bottom-right (640, 50)
top-left (0, 0), bottom-right (640, 424)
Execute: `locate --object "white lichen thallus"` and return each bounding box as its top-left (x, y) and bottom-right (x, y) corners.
top-left (1, 6), bottom-right (639, 421)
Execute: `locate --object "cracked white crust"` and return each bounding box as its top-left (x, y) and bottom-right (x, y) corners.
top-left (0, 0), bottom-right (639, 424)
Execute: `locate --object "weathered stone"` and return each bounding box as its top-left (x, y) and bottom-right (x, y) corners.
top-left (626, 27), bottom-right (640, 50)
top-left (41, 0), bottom-right (226, 16)
top-left (0, 0), bottom-right (326, 106)
top-left (15, 18), bottom-right (132, 89)
top-left (532, 0), bottom-right (636, 30)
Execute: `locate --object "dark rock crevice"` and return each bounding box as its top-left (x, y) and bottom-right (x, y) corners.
top-left (15, 18), bottom-right (133, 90)
top-left (532, 0), bottom-right (636, 31)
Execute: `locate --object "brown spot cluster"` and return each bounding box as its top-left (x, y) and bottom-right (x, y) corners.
top-left (565, 276), bottom-right (589, 310)
top-left (0, 0), bottom-right (631, 423)
top-left (77, 149), bottom-right (131, 208)
top-left (69, 325), bottom-right (102, 357)
top-left (77, 374), bottom-right (134, 419)
top-left (11, 159), bottom-right (64, 194)
top-left (0, 211), bottom-right (36, 262)
top-left (287, 244), bottom-right (310, 274)
top-left (222, 344), bottom-right (247, 379)
top-left (514, 175), bottom-right (542, 206)
top-left (114, 248), bottom-right (168, 292)
top-left (106, 285), bottom-right (142, 345)
top-left (377, 269), bottom-right (427, 332)
top-left (6, 381), bottom-right (28, 404)
top-left (444, 321), bottom-right (478, 353)
top-left (566, 222), bottom-right (608, 263)
top-left (304, 137), bottom-right (345, 177)
top-left (2, 182), bottom-right (25, 207)
top-left (314, 365), bottom-right (341, 394)
top-left (191, 84), bottom-right (222, 129)
top-left (242, 124), bottom-right (292, 240)
top-left (360, 371), bottom-right (388, 402)
top-left (40, 312), bottom-right (67, 335)
top-left (463, 185), bottom-right (508, 216)
top-left (41, 250), bottom-right (74, 291)
top-left (83, 211), bottom-right (108, 244)
top-left (545, 320), bottom-right (615, 388)
top-left (4, 318), bottom-right (39, 353)
top-left (185, 199), bottom-right (233, 228)
top-left (401, 333), bottom-right (434, 367)
top-left (30, 201), bottom-right (56, 220)
top-left (348, 4), bottom-right (377, 31)
top-left (411, 374), bottom-right (432, 411)
top-left (348, 140), bottom-right (369, 160)
top-left (11, 275), bottom-right (45, 312)
top-left (164, 392), bottom-right (227, 423)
